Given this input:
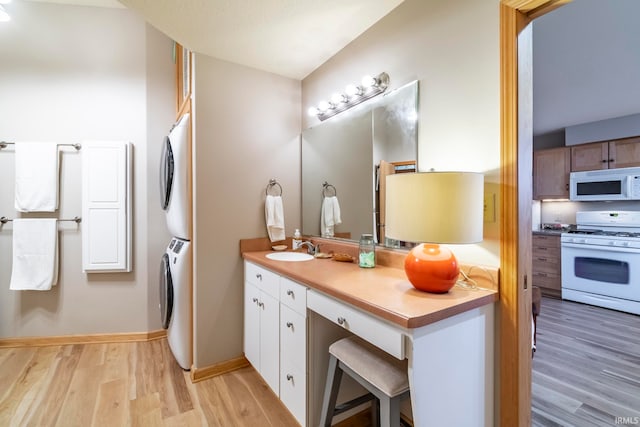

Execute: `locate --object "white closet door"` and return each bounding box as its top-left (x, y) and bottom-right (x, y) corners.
top-left (82, 141), bottom-right (131, 272)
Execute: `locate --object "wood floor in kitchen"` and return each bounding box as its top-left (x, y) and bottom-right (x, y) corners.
top-left (532, 296), bottom-right (640, 427)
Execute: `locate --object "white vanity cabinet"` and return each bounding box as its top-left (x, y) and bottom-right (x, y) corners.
top-left (244, 262), bottom-right (308, 425)
top-left (244, 262), bottom-right (281, 395)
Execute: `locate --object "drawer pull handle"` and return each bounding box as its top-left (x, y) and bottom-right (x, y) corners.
top-left (252, 298), bottom-right (258, 304)
top-left (286, 322), bottom-right (293, 329)
top-left (286, 374), bottom-right (293, 381)
top-left (286, 289), bottom-right (294, 296)
top-left (337, 316), bottom-right (346, 326)
top-left (537, 257), bottom-right (547, 262)
top-left (256, 273), bottom-right (262, 280)
top-left (538, 272), bottom-right (547, 277)
top-left (258, 302), bottom-right (264, 308)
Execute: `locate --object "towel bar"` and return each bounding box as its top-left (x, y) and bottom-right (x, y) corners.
top-left (0, 216), bottom-right (82, 224)
top-left (266, 179), bottom-right (283, 196)
top-left (0, 141), bottom-right (82, 150)
top-left (322, 181), bottom-right (337, 197)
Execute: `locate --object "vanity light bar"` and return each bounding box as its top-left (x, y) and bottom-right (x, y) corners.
top-left (308, 72), bottom-right (390, 121)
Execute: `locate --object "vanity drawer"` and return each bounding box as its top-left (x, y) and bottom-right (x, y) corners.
top-left (280, 363), bottom-right (306, 426)
top-left (280, 278), bottom-right (307, 315)
top-left (280, 305), bottom-right (306, 372)
top-left (307, 290), bottom-right (405, 360)
top-left (245, 262), bottom-right (279, 298)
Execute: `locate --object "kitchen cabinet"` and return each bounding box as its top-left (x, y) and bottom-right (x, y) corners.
top-left (571, 136), bottom-right (640, 171)
top-left (244, 262), bottom-right (308, 425)
top-left (244, 262), bottom-right (281, 395)
top-left (532, 234), bottom-right (561, 298)
top-left (533, 147), bottom-right (570, 200)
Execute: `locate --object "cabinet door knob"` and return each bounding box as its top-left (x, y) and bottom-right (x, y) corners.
top-left (256, 273), bottom-right (262, 280)
top-left (286, 322), bottom-right (293, 329)
top-left (602, 159), bottom-right (607, 163)
top-left (258, 302), bottom-right (264, 308)
top-left (286, 289), bottom-right (294, 296)
top-left (609, 158), bottom-right (615, 162)
top-left (337, 317), bottom-right (346, 326)
top-left (286, 374), bottom-right (293, 381)
top-left (565, 183), bottom-right (569, 190)
top-left (252, 297), bottom-right (258, 304)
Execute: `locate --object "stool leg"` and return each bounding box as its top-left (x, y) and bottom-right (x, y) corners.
top-left (379, 395), bottom-right (401, 427)
top-left (370, 397), bottom-right (379, 427)
top-left (319, 355), bottom-right (343, 427)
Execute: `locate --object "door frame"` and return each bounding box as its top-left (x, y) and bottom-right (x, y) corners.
top-left (499, 1), bottom-right (570, 426)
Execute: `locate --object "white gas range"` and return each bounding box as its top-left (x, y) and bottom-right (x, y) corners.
top-left (561, 211), bottom-right (640, 315)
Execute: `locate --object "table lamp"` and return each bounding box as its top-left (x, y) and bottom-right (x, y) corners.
top-left (385, 172), bottom-right (484, 293)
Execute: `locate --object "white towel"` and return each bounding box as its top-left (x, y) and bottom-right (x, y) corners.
top-left (321, 196), bottom-right (342, 237)
top-left (15, 142), bottom-right (60, 212)
top-left (10, 219), bottom-right (59, 291)
top-left (265, 195), bottom-right (285, 242)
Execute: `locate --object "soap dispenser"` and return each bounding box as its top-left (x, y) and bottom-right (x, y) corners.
top-left (293, 229), bottom-right (302, 250)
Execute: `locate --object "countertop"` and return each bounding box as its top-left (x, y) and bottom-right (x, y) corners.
top-left (533, 230), bottom-right (564, 236)
top-left (242, 251), bottom-right (498, 330)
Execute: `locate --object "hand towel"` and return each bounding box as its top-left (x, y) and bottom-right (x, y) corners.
top-left (10, 219), bottom-right (59, 291)
top-left (15, 142), bottom-right (60, 212)
top-left (321, 196), bottom-right (342, 237)
top-left (265, 195), bottom-right (285, 242)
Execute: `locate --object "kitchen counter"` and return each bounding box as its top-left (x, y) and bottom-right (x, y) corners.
top-left (533, 229), bottom-right (564, 236)
top-left (242, 250), bottom-right (498, 329)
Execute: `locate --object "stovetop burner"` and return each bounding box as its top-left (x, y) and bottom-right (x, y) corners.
top-left (566, 229), bottom-right (640, 238)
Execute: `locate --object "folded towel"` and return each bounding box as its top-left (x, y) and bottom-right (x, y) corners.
top-left (15, 142), bottom-right (60, 212)
top-left (10, 219), bottom-right (59, 291)
top-left (265, 195), bottom-right (285, 242)
top-left (321, 196), bottom-right (342, 237)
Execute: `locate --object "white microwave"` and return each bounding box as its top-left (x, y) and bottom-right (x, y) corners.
top-left (570, 166), bottom-right (640, 201)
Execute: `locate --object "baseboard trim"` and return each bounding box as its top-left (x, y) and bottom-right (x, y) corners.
top-left (0, 329), bottom-right (167, 348)
top-left (190, 356), bottom-right (250, 383)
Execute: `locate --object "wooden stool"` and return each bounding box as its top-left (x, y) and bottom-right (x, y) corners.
top-left (319, 336), bottom-right (410, 427)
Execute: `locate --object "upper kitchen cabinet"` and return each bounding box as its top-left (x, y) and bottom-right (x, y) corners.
top-left (533, 147), bottom-right (570, 200)
top-left (571, 136), bottom-right (640, 171)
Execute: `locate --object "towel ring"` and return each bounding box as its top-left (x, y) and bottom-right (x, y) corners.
top-left (322, 182), bottom-right (337, 197)
top-left (266, 179), bottom-right (283, 196)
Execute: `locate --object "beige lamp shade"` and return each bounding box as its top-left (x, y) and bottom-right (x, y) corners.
top-left (385, 172), bottom-right (484, 244)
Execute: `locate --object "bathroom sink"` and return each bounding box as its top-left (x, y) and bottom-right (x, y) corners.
top-left (266, 252), bottom-right (314, 262)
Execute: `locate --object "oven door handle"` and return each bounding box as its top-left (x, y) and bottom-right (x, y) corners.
top-left (561, 243), bottom-right (640, 254)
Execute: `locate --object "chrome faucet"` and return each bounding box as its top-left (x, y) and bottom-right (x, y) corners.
top-left (298, 241), bottom-right (317, 255)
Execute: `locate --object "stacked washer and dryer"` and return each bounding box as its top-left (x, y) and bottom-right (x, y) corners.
top-left (159, 113), bottom-right (192, 370)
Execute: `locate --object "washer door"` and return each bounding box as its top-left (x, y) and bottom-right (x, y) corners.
top-left (160, 136), bottom-right (174, 210)
top-left (159, 253), bottom-right (174, 329)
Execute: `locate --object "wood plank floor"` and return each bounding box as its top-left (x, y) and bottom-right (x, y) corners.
top-left (532, 297), bottom-right (640, 427)
top-left (0, 338), bottom-right (299, 427)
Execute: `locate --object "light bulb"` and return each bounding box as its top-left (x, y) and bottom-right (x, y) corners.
top-left (345, 84), bottom-right (360, 97)
top-left (361, 75), bottom-right (376, 88)
top-left (317, 101), bottom-right (330, 112)
top-left (0, 5), bottom-right (9, 22)
top-left (331, 93), bottom-right (345, 104)
top-left (307, 106), bottom-right (319, 117)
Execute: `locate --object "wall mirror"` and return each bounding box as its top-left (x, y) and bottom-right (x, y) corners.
top-left (301, 80), bottom-right (419, 246)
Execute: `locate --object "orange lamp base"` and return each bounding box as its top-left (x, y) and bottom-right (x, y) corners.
top-left (404, 243), bottom-right (459, 293)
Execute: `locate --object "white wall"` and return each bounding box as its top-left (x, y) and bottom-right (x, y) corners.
top-left (192, 55), bottom-right (301, 367)
top-left (0, 2), bottom-right (174, 337)
top-left (533, 0), bottom-right (640, 136)
top-left (302, 0), bottom-right (501, 266)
